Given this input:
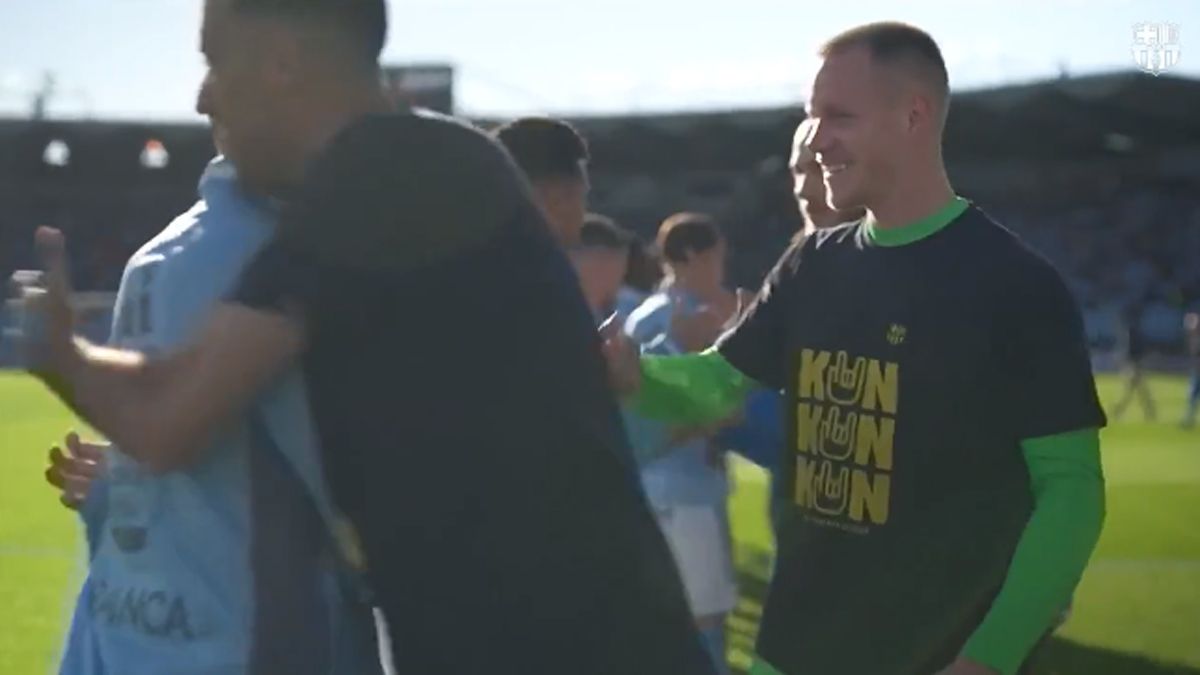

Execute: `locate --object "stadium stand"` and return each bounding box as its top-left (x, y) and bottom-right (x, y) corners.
top-left (1, 71), bottom-right (1197, 365)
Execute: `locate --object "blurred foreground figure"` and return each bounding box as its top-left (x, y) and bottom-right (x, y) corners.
top-left (37, 149), bottom-right (381, 675)
top-left (18, 0), bottom-right (711, 673)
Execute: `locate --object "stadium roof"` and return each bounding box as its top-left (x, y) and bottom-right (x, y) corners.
top-left (570, 71), bottom-right (1200, 169)
top-left (944, 71), bottom-right (1200, 160)
top-left (1, 70), bottom-right (1197, 178)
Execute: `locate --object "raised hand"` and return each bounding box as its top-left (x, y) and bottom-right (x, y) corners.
top-left (12, 227), bottom-right (77, 376)
top-left (45, 431), bottom-right (108, 510)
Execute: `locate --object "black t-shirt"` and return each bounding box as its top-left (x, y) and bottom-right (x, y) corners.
top-left (719, 207), bottom-right (1106, 675)
top-left (230, 112), bottom-right (711, 674)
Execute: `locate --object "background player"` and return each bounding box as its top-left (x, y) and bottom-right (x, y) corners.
top-left (492, 116), bottom-right (591, 248)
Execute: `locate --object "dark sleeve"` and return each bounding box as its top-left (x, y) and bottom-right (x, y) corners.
top-left (716, 240), bottom-right (804, 391)
top-left (229, 240), bottom-right (324, 317)
top-left (997, 260), bottom-right (1107, 440)
top-left (230, 112), bottom-right (525, 321)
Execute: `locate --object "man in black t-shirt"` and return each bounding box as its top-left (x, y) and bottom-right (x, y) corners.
top-left (604, 22), bottom-right (1107, 675)
top-left (19, 1), bottom-right (711, 673)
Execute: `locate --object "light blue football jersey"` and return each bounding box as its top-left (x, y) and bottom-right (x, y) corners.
top-left (624, 288), bottom-right (730, 508)
top-left (57, 158), bottom-right (378, 675)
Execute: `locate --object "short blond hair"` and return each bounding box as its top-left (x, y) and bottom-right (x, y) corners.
top-left (821, 22), bottom-right (950, 123)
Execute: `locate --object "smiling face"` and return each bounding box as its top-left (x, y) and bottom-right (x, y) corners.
top-left (805, 45), bottom-right (912, 213)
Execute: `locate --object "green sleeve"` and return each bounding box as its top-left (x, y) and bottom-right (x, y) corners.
top-left (961, 428), bottom-right (1106, 674)
top-left (628, 349), bottom-right (755, 426)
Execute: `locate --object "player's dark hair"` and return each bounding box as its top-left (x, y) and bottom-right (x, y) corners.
top-left (624, 237), bottom-right (663, 294)
top-left (820, 22), bottom-right (949, 114)
top-left (492, 117), bottom-right (590, 182)
top-left (657, 212), bottom-right (722, 264)
top-left (580, 213), bottom-right (631, 251)
top-left (231, 0), bottom-right (387, 68)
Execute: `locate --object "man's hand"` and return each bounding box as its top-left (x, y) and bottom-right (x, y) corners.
top-left (934, 657), bottom-right (1000, 675)
top-left (13, 227), bottom-right (79, 379)
top-left (45, 431), bottom-right (107, 510)
top-left (599, 313), bottom-right (641, 396)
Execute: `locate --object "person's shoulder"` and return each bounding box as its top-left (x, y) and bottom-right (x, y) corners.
top-left (962, 205), bottom-right (1064, 282)
top-left (818, 219), bottom-right (863, 243)
top-left (284, 111), bottom-right (531, 274)
top-left (132, 160), bottom-right (273, 265)
top-left (766, 220), bottom-right (859, 283)
top-left (321, 110), bottom-right (517, 186)
top-left (962, 205), bottom-right (1080, 314)
top-left (127, 201), bottom-right (206, 264)
top-left (197, 156), bottom-right (276, 226)
top-left (626, 291), bottom-right (672, 330)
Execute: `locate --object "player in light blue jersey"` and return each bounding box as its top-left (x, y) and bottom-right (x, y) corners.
top-left (42, 153), bottom-right (380, 675)
top-left (624, 212), bottom-right (744, 675)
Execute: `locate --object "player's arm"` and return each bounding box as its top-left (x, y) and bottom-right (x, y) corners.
top-left (629, 350), bottom-right (755, 425)
top-left (619, 299), bottom-right (753, 462)
top-left (21, 227), bottom-right (302, 473)
top-left (602, 242), bottom-right (801, 426)
top-left (38, 306), bottom-right (302, 474)
top-left (954, 264), bottom-right (1109, 675)
top-left (957, 429), bottom-right (1104, 675)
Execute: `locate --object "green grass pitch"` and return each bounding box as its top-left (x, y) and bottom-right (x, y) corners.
top-left (1, 372), bottom-right (1197, 673)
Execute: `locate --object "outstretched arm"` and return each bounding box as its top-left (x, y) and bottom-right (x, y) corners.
top-left (21, 228), bottom-right (302, 474)
top-left (600, 315), bottom-right (754, 426)
top-left (632, 350), bottom-right (755, 425)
